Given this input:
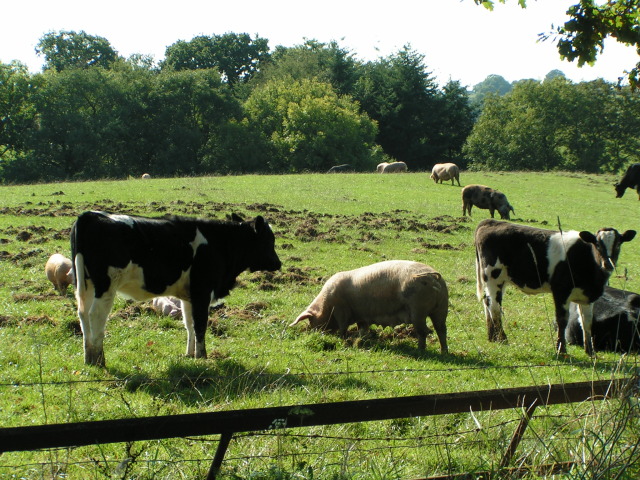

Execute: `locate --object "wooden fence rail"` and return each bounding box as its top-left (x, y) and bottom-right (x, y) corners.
top-left (0, 377), bottom-right (636, 479)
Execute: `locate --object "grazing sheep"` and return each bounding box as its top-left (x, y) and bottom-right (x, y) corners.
top-left (462, 184), bottom-right (514, 220)
top-left (141, 173), bottom-right (151, 179)
top-left (381, 162), bottom-right (408, 173)
top-left (152, 296), bottom-right (182, 317)
top-left (376, 162), bottom-right (389, 173)
top-left (45, 254), bottom-right (74, 295)
top-left (290, 260), bottom-right (448, 353)
top-left (430, 163), bottom-right (460, 186)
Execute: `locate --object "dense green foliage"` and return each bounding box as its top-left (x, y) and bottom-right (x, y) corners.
top-left (480, 0), bottom-right (640, 87)
top-left (162, 33), bottom-right (270, 86)
top-left (0, 172), bottom-right (639, 479)
top-left (1, 23), bottom-right (640, 182)
top-left (464, 77), bottom-right (640, 172)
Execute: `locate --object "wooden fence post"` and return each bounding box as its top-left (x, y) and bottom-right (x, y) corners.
top-left (499, 398), bottom-right (538, 469)
top-left (207, 431), bottom-right (233, 480)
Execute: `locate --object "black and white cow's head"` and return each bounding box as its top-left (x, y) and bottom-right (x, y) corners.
top-left (594, 228), bottom-right (636, 271)
top-left (231, 213), bottom-right (281, 272)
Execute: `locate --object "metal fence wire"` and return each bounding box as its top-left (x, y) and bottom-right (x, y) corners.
top-left (1, 376), bottom-right (638, 479)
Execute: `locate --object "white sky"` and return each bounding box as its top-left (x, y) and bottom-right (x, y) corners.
top-left (1, 0), bottom-right (638, 88)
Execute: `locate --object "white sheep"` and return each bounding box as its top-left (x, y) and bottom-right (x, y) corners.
top-left (290, 260), bottom-right (448, 353)
top-left (45, 253), bottom-right (74, 295)
top-left (381, 161), bottom-right (408, 173)
top-left (376, 162), bottom-right (389, 173)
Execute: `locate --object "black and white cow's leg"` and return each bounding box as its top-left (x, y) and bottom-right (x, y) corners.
top-left (553, 299), bottom-right (570, 354)
top-left (181, 300), bottom-right (196, 357)
top-left (191, 298), bottom-right (210, 359)
top-left (76, 280), bottom-right (96, 365)
top-left (483, 280), bottom-right (508, 343)
top-left (85, 290), bottom-right (116, 366)
top-left (577, 303), bottom-right (595, 356)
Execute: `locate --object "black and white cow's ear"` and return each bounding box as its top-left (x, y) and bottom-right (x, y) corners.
top-left (579, 231), bottom-right (598, 245)
top-left (254, 215), bottom-right (266, 231)
top-left (230, 213), bottom-right (244, 223)
top-left (622, 230), bottom-right (637, 243)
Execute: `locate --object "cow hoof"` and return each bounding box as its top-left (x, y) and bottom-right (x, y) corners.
top-left (85, 350), bottom-right (106, 367)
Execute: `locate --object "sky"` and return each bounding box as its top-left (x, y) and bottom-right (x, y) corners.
top-left (1, 0), bottom-right (638, 88)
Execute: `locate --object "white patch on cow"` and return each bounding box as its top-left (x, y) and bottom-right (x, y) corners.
top-left (190, 228), bottom-right (208, 256)
top-left (547, 231), bottom-right (580, 277)
top-left (107, 213), bottom-right (135, 228)
top-left (107, 263), bottom-right (192, 301)
top-left (570, 287), bottom-right (590, 304)
top-left (597, 230), bottom-right (616, 266)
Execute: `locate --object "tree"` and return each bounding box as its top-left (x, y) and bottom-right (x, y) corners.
top-left (0, 61), bottom-right (39, 182)
top-left (0, 61), bottom-right (37, 153)
top-left (477, 1), bottom-right (640, 87)
top-left (437, 80), bottom-right (476, 167)
top-left (36, 30), bottom-right (119, 72)
top-left (463, 76), bottom-right (640, 172)
top-left (258, 40), bottom-right (360, 96)
top-left (163, 33), bottom-right (270, 86)
top-left (24, 67), bottom-right (242, 181)
top-left (544, 70), bottom-right (567, 82)
top-left (353, 46), bottom-right (442, 169)
top-left (470, 74), bottom-right (513, 107)
top-left (553, 1), bottom-right (640, 86)
top-left (244, 78), bottom-right (378, 172)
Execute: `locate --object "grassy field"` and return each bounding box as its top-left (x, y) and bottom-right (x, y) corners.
top-left (0, 171), bottom-right (639, 479)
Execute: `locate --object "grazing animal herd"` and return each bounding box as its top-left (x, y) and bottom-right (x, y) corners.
top-left (42, 164), bottom-right (640, 365)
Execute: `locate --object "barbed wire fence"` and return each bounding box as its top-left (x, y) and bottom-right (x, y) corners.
top-left (1, 361), bottom-right (639, 480)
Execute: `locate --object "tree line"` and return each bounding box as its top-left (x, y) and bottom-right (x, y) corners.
top-left (1, 30), bottom-right (639, 183)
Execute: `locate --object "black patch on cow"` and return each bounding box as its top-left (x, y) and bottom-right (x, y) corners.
top-left (476, 219), bottom-right (551, 291)
top-left (567, 286), bottom-right (640, 352)
top-left (71, 211), bottom-right (281, 299)
top-left (496, 288), bottom-right (503, 305)
top-left (490, 268), bottom-right (502, 279)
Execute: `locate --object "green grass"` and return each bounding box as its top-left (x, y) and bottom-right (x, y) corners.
top-left (0, 171), bottom-right (639, 479)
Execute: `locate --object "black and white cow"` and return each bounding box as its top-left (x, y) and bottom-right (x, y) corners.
top-left (71, 211), bottom-right (281, 366)
top-left (614, 163), bottom-right (640, 199)
top-left (566, 286), bottom-right (640, 352)
top-left (474, 219), bottom-right (636, 355)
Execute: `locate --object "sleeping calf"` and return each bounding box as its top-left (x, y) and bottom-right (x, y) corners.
top-left (566, 286), bottom-right (640, 352)
top-left (290, 260), bottom-right (449, 353)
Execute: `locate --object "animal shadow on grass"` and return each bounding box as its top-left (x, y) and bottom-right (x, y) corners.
top-left (346, 326), bottom-right (499, 368)
top-left (108, 357), bottom-right (373, 406)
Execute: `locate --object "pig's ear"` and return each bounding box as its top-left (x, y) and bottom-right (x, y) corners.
top-left (289, 311), bottom-right (313, 327)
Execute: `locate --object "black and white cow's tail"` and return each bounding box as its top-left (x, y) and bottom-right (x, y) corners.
top-left (70, 220), bottom-right (79, 291)
top-left (70, 217), bottom-right (87, 294)
top-left (475, 244), bottom-right (485, 302)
